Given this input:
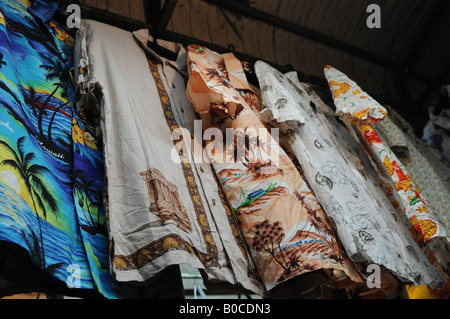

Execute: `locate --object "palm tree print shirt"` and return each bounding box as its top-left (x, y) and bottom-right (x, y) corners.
top-left (0, 0), bottom-right (125, 298)
top-left (186, 45), bottom-right (363, 292)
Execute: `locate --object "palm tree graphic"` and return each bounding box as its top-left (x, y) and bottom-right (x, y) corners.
top-left (20, 85), bottom-right (41, 118)
top-left (74, 169), bottom-right (106, 236)
top-left (252, 220), bottom-right (297, 272)
top-left (0, 136), bottom-right (58, 267)
top-left (38, 54), bottom-right (70, 140)
top-left (47, 99), bottom-right (70, 145)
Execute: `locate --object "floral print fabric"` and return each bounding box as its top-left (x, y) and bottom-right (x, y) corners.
top-left (373, 106), bottom-right (450, 236)
top-left (324, 65), bottom-right (387, 124)
top-left (186, 46), bottom-right (362, 291)
top-left (325, 65), bottom-right (449, 290)
top-left (325, 66), bottom-right (448, 243)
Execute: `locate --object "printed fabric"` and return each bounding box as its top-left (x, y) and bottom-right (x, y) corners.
top-left (0, 0), bottom-right (125, 298)
top-left (75, 20), bottom-right (261, 295)
top-left (373, 105), bottom-right (450, 235)
top-left (323, 65), bottom-right (387, 124)
top-left (186, 45), bottom-right (363, 292)
top-left (324, 65), bottom-right (450, 290)
top-left (254, 61), bottom-right (444, 288)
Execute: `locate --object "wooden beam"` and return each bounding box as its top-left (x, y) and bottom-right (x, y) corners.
top-left (143, 0), bottom-right (161, 28)
top-left (78, 2), bottom-right (148, 31)
top-left (202, 0), bottom-right (431, 83)
top-left (143, 0), bottom-right (177, 34)
top-left (157, 0), bottom-right (178, 32)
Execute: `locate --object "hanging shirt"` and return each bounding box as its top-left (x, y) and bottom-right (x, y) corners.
top-left (185, 45), bottom-right (363, 292)
top-left (373, 105), bottom-right (450, 235)
top-left (0, 0), bottom-right (128, 298)
top-left (254, 60), bottom-right (444, 288)
top-left (324, 65), bottom-right (450, 290)
top-left (324, 65), bottom-right (388, 124)
top-left (74, 20), bottom-right (261, 295)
